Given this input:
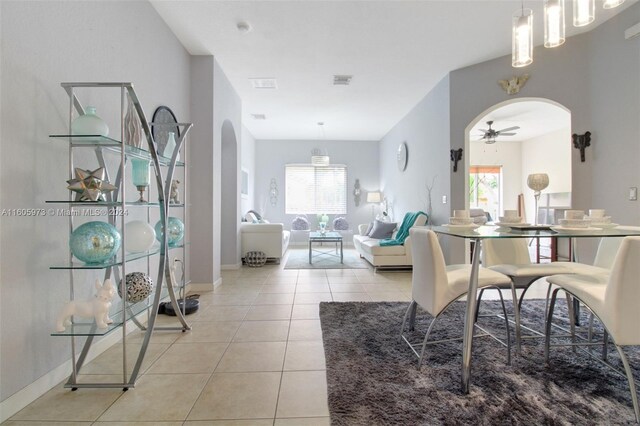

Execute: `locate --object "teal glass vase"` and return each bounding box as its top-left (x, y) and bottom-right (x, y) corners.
top-left (69, 221), bottom-right (121, 263)
top-left (155, 217), bottom-right (184, 246)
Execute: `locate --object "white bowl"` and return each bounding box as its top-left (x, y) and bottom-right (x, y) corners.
top-left (587, 215), bottom-right (611, 224)
top-left (558, 219), bottom-right (590, 228)
top-left (498, 216), bottom-right (522, 224)
top-left (449, 217), bottom-right (474, 225)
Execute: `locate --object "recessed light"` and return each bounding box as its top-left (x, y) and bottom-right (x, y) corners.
top-left (249, 78), bottom-right (277, 89)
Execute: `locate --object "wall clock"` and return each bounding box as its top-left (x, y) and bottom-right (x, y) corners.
top-left (397, 142), bottom-right (408, 172)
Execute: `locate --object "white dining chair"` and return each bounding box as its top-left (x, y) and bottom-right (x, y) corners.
top-left (545, 236), bottom-right (640, 423)
top-left (480, 238), bottom-right (574, 351)
top-left (400, 228), bottom-right (513, 368)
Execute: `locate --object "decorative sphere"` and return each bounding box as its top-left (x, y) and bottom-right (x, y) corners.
top-left (155, 217), bottom-right (185, 246)
top-left (124, 220), bottom-right (156, 253)
top-left (70, 221), bottom-right (121, 263)
top-left (119, 272), bottom-right (153, 303)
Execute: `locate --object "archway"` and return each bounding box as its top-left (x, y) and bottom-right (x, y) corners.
top-left (221, 120), bottom-right (240, 267)
top-left (465, 98), bottom-right (571, 225)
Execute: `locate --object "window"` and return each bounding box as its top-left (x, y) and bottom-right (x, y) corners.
top-left (469, 166), bottom-right (502, 221)
top-left (285, 164), bottom-right (347, 215)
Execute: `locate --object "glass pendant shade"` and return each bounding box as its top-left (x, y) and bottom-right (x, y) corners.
top-left (603, 0), bottom-right (624, 8)
top-left (512, 9), bottom-right (533, 67)
top-left (544, 0), bottom-right (565, 48)
top-left (573, 0), bottom-right (594, 27)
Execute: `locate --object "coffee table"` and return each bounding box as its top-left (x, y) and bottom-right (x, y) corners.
top-left (309, 231), bottom-right (343, 264)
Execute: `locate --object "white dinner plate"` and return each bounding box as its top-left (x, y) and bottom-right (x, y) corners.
top-left (591, 223), bottom-right (619, 229)
top-left (443, 223), bottom-right (480, 230)
top-left (494, 222), bottom-right (531, 228)
top-left (550, 226), bottom-right (601, 234)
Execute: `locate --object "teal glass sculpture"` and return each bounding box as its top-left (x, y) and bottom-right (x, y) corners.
top-left (69, 221), bottom-right (121, 263)
top-left (131, 158), bottom-right (150, 202)
top-left (155, 217), bottom-right (184, 246)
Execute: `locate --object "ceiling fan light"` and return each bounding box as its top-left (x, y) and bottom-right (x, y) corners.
top-left (512, 9), bottom-right (533, 67)
top-left (544, 0), bottom-right (565, 48)
top-left (603, 0), bottom-right (624, 8)
top-left (573, 0), bottom-right (595, 27)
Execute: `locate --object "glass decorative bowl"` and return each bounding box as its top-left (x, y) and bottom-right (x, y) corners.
top-left (155, 217), bottom-right (184, 246)
top-left (69, 221), bottom-right (121, 263)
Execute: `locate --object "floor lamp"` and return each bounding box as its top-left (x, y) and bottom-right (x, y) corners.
top-left (527, 173), bottom-right (549, 225)
top-left (367, 192), bottom-right (382, 220)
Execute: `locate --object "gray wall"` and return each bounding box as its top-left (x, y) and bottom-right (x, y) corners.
top-left (241, 126), bottom-right (257, 215)
top-left (254, 140), bottom-right (379, 232)
top-left (379, 75), bottom-right (451, 226)
top-left (0, 0), bottom-right (191, 402)
top-left (189, 57), bottom-right (242, 276)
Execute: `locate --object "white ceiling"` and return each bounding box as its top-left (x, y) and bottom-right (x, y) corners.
top-left (150, 0), bottom-right (634, 141)
top-left (469, 100), bottom-right (571, 143)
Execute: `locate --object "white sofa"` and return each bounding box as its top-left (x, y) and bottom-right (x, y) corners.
top-left (353, 215), bottom-right (428, 269)
top-left (240, 223), bottom-right (290, 263)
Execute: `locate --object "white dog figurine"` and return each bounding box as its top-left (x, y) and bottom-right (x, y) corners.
top-left (170, 179), bottom-right (180, 204)
top-left (55, 279), bottom-right (116, 332)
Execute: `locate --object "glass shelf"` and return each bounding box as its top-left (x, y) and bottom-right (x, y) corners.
top-left (51, 287), bottom-right (171, 337)
top-left (49, 135), bottom-right (185, 167)
top-left (45, 201), bottom-right (185, 208)
top-left (50, 243), bottom-right (186, 270)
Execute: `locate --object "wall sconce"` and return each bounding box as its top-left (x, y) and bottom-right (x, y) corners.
top-left (131, 158), bottom-right (150, 202)
top-left (353, 179), bottom-right (361, 207)
top-left (572, 132), bottom-right (591, 162)
top-left (450, 148), bottom-right (463, 172)
top-left (269, 178), bottom-right (278, 206)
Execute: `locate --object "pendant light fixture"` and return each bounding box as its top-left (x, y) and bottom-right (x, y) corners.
top-left (573, 0), bottom-right (595, 27)
top-left (512, 4), bottom-right (533, 68)
top-left (603, 0), bottom-right (625, 9)
top-left (544, 0), bottom-right (565, 48)
top-left (311, 122), bottom-right (329, 166)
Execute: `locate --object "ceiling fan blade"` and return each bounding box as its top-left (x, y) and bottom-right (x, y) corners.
top-left (478, 129), bottom-right (488, 133)
top-left (497, 126), bottom-right (520, 133)
top-left (499, 132), bottom-right (517, 136)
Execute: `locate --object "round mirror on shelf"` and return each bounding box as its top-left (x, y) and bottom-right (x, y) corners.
top-left (151, 106), bottom-right (180, 157)
top-left (397, 142), bottom-right (408, 172)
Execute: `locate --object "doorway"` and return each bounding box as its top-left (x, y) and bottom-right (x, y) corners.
top-left (465, 98), bottom-right (572, 224)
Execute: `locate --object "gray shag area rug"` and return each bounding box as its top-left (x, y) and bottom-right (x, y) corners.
top-left (319, 300), bottom-right (640, 425)
top-left (284, 248), bottom-right (370, 270)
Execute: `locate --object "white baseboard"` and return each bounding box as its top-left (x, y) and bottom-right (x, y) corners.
top-left (187, 282), bottom-right (215, 292)
top-left (0, 308), bottom-right (151, 423)
top-left (221, 263), bottom-right (241, 270)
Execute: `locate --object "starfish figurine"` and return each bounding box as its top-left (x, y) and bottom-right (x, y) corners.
top-left (67, 167), bottom-right (117, 202)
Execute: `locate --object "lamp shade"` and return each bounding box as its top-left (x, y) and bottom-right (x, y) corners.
top-left (512, 8), bottom-right (533, 67)
top-left (527, 173), bottom-right (550, 192)
top-left (367, 192), bottom-right (382, 203)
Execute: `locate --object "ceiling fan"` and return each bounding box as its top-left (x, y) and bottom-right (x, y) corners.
top-left (477, 120), bottom-right (520, 144)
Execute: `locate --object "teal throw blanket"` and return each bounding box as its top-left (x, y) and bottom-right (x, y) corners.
top-left (379, 211), bottom-right (427, 246)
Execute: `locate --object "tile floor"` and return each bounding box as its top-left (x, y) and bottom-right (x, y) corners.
top-left (4, 259), bottom-right (414, 426)
top-left (5, 251), bottom-right (550, 426)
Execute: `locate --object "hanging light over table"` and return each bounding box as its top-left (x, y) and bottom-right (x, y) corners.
top-left (512, 7), bottom-right (533, 67)
top-left (544, 0), bottom-right (565, 48)
top-left (573, 0), bottom-right (595, 27)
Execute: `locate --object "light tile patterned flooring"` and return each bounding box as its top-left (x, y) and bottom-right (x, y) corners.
top-left (5, 263), bottom-right (414, 425)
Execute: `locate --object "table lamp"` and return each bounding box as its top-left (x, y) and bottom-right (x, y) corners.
top-left (527, 173), bottom-right (549, 225)
top-left (367, 191), bottom-right (382, 220)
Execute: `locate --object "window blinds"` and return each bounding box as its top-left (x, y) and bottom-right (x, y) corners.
top-left (285, 165), bottom-right (347, 214)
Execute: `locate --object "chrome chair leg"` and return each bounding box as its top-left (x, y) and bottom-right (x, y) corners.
top-left (565, 292), bottom-right (577, 353)
top-left (508, 281), bottom-right (522, 353)
top-left (544, 288), bottom-right (561, 364)
top-left (474, 288), bottom-right (485, 323)
top-left (614, 344), bottom-right (640, 423)
top-left (494, 287), bottom-right (512, 366)
top-left (602, 330), bottom-right (609, 361)
top-left (417, 316), bottom-right (440, 369)
top-left (400, 300), bottom-right (417, 338)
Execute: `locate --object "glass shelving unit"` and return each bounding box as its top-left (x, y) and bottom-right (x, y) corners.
top-left (50, 82), bottom-right (192, 390)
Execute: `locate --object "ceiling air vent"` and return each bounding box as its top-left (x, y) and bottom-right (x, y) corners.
top-left (249, 78), bottom-right (277, 89)
top-left (251, 114), bottom-right (266, 120)
top-left (333, 75), bottom-right (353, 86)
